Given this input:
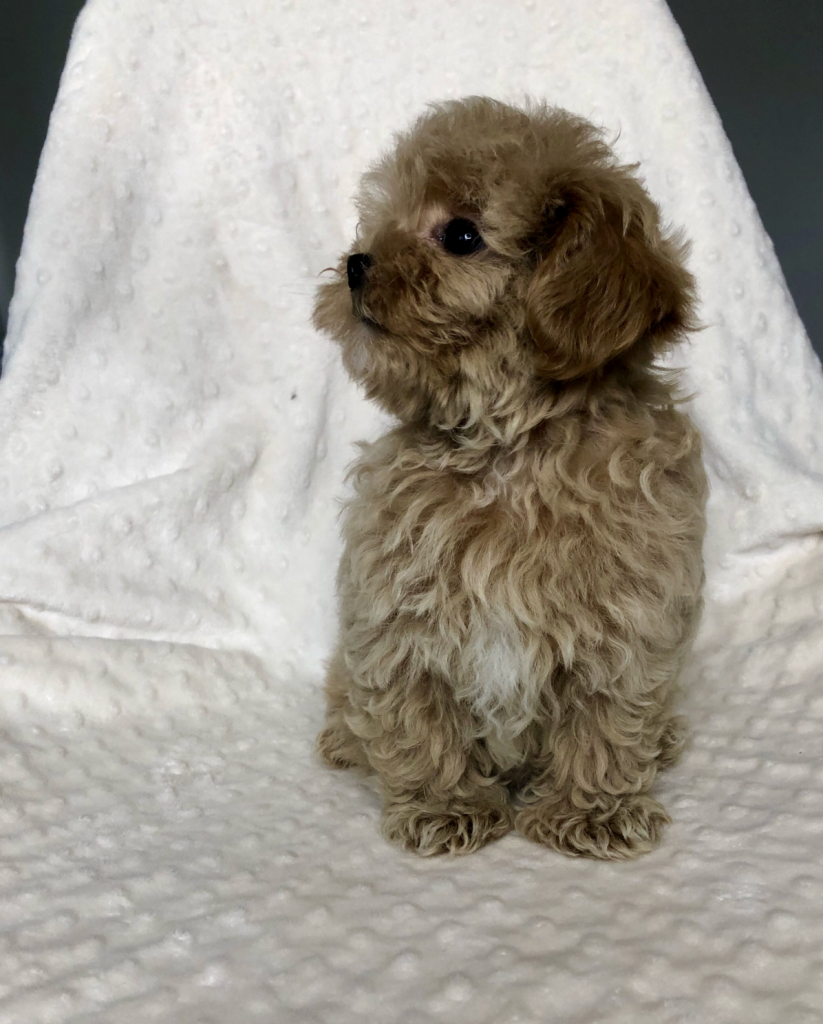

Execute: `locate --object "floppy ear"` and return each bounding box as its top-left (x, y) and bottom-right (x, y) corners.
top-left (526, 174), bottom-right (695, 380)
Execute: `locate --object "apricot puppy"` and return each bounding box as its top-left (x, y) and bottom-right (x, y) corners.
top-left (314, 97), bottom-right (706, 859)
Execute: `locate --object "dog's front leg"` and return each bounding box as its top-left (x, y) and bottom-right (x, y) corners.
top-left (317, 646), bottom-right (372, 771)
top-left (348, 669), bottom-right (513, 856)
top-left (516, 689), bottom-right (679, 860)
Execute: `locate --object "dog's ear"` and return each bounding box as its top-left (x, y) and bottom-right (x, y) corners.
top-left (525, 173), bottom-right (695, 380)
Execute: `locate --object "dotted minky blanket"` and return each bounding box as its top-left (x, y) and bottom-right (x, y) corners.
top-left (2, 1), bottom-right (823, 1021)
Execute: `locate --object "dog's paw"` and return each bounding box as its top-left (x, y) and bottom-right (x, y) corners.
top-left (516, 793), bottom-right (670, 861)
top-left (382, 799), bottom-right (513, 857)
top-left (316, 724), bottom-right (365, 771)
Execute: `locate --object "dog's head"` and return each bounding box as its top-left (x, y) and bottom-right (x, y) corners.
top-left (313, 97), bottom-right (695, 431)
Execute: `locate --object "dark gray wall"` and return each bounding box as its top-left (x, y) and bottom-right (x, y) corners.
top-left (667, 0), bottom-right (823, 363)
top-left (0, 1), bottom-right (86, 342)
top-left (1, 1), bottom-right (821, 366)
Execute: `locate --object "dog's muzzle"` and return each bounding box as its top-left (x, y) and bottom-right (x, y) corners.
top-left (347, 252), bottom-right (373, 291)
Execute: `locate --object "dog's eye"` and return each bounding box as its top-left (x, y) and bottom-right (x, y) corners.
top-left (439, 218), bottom-right (484, 256)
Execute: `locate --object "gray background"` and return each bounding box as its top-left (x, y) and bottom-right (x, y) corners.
top-left (666, 0), bottom-right (822, 365)
top-left (1, 1), bottom-right (821, 365)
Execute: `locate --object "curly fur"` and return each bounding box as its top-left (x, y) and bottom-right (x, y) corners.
top-left (313, 97), bottom-right (707, 859)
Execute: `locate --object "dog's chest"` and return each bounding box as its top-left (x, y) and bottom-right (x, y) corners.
top-left (458, 611), bottom-right (540, 732)
top-left (347, 456), bottom-right (549, 730)
top-left (410, 490), bottom-right (545, 730)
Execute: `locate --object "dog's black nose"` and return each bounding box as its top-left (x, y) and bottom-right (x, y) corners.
top-left (347, 252), bottom-right (373, 291)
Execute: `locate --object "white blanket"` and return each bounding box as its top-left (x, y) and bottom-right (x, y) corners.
top-left (3, 0), bottom-right (823, 1020)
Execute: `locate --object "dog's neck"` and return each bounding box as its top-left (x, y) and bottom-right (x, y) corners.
top-left (421, 357), bottom-right (678, 451)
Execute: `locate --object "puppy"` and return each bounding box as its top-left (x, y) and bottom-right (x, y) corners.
top-left (313, 97), bottom-right (707, 860)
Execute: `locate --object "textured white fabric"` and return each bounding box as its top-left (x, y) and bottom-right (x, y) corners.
top-left (2, 0), bottom-right (823, 1020)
